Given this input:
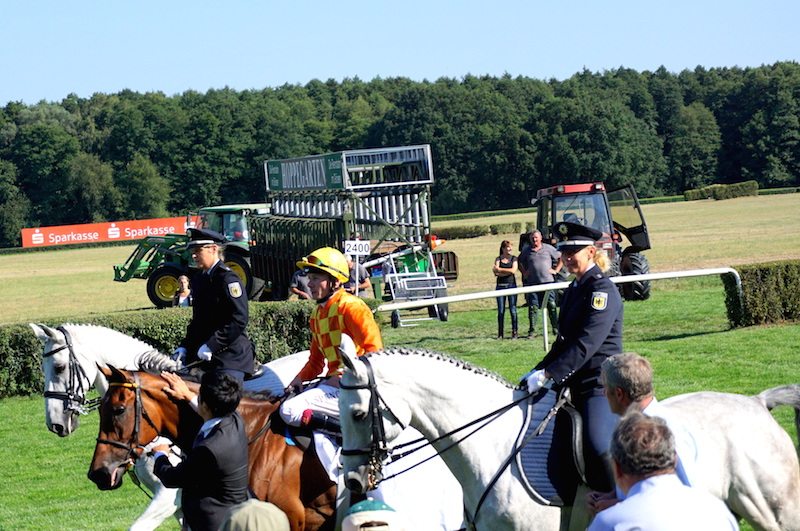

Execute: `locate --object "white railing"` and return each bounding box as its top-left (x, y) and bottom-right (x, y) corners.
top-left (376, 267), bottom-right (743, 349)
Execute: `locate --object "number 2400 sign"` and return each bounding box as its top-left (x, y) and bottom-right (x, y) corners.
top-left (344, 240), bottom-right (370, 256)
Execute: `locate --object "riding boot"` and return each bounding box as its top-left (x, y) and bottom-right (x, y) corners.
top-left (301, 409), bottom-right (341, 436)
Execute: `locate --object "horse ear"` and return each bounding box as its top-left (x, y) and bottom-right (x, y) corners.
top-left (30, 323), bottom-right (59, 342)
top-left (340, 334), bottom-right (359, 373)
top-left (99, 364), bottom-right (127, 382)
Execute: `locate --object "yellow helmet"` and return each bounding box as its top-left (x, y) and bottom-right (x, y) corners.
top-left (297, 247), bottom-right (349, 283)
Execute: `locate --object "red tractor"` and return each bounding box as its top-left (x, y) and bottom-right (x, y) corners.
top-left (533, 182), bottom-right (651, 300)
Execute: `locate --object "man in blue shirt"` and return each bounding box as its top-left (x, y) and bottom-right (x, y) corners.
top-left (588, 412), bottom-right (737, 531)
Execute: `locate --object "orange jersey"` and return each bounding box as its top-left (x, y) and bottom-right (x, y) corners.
top-left (296, 289), bottom-right (383, 381)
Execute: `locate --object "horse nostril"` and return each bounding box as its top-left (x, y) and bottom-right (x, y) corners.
top-left (52, 424), bottom-right (65, 436)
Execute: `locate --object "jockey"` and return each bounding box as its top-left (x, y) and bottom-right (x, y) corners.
top-left (279, 246), bottom-right (383, 434)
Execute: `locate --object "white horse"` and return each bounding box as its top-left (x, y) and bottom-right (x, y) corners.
top-left (339, 347), bottom-right (800, 531)
top-left (31, 323), bottom-right (310, 531)
top-left (33, 324), bottom-right (465, 531)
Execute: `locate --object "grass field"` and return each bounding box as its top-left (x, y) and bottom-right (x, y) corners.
top-left (1, 194), bottom-right (799, 529)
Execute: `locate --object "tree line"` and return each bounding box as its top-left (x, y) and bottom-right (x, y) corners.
top-left (0, 61), bottom-right (798, 247)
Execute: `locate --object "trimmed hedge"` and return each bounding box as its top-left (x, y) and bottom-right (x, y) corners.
top-left (723, 260), bottom-right (800, 327)
top-left (684, 181), bottom-right (759, 201)
top-left (0, 299), bottom-right (383, 399)
top-left (489, 222), bottom-right (522, 235)
top-left (433, 225), bottom-right (489, 240)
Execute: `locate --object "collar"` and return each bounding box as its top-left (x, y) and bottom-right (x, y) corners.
top-left (198, 416), bottom-right (223, 439)
top-left (205, 259), bottom-right (222, 275)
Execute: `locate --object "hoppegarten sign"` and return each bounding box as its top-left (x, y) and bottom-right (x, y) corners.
top-left (264, 153), bottom-right (345, 191)
top-left (21, 216), bottom-right (197, 248)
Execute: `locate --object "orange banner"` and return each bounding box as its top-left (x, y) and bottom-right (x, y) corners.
top-left (21, 216), bottom-right (199, 248)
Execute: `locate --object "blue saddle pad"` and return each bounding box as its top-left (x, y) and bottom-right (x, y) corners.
top-left (513, 387), bottom-right (581, 506)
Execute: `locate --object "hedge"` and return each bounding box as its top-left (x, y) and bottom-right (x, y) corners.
top-left (433, 225), bottom-right (489, 240)
top-left (0, 299), bottom-right (383, 399)
top-left (723, 260), bottom-right (800, 327)
top-left (489, 222), bottom-right (522, 235)
top-left (684, 181), bottom-right (759, 201)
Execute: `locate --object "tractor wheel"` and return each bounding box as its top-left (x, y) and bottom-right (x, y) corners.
top-left (621, 253), bottom-right (651, 301)
top-left (147, 267), bottom-right (184, 308)
top-left (224, 254), bottom-right (255, 298)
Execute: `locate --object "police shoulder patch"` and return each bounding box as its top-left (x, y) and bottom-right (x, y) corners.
top-left (228, 281), bottom-right (243, 298)
top-left (591, 291), bottom-right (608, 310)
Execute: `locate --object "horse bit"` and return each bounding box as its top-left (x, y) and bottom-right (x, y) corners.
top-left (42, 326), bottom-right (100, 415)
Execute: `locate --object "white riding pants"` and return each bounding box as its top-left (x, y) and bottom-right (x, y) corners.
top-left (279, 383), bottom-right (340, 427)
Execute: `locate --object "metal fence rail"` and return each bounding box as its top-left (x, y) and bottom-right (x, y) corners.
top-left (376, 267), bottom-right (743, 348)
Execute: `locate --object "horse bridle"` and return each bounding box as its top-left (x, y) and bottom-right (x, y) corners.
top-left (340, 356), bottom-right (406, 491)
top-left (42, 326), bottom-right (100, 415)
top-left (340, 355), bottom-right (559, 528)
top-left (95, 372), bottom-right (160, 463)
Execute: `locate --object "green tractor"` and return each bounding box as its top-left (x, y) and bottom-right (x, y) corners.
top-left (113, 203), bottom-right (268, 307)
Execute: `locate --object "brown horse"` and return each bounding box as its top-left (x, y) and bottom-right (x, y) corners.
top-left (87, 367), bottom-right (336, 531)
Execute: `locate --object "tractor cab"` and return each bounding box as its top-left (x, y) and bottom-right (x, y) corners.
top-left (535, 183), bottom-right (650, 259)
top-left (533, 182), bottom-right (652, 300)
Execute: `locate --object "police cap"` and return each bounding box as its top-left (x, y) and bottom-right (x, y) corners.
top-left (553, 221), bottom-right (603, 250)
top-left (186, 228), bottom-right (227, 248)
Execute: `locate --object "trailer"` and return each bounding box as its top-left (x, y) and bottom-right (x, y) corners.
top-left (249, 145), bottom-right (458, 311)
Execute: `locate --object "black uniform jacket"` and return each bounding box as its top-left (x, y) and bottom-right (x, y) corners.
top-left (535, 264), bottom-right (623, 397)
top-left (181, 261), bottom-right (254, 374)
top-left (154, 412), bottom-right (249, 531)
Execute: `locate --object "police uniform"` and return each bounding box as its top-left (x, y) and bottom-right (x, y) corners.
top-left (533, 222), bottom-right (623, 491)
top-left (180, 229), bottom-right (255, 377)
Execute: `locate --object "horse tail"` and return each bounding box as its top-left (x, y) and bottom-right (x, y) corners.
top-left (756, 384), bottom-right (800, 444)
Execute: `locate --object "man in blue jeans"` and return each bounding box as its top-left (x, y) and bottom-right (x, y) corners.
top-left (518, 229), bottom-right (562, 338)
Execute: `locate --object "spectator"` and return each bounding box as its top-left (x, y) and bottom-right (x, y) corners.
top-left (345, 254), bottom-right (371, 298)
top-left (172, 274), bottom-right (193, 307)
top-left (587, 353), bottom-right (700, 516)
top-left (492, 239), bottom-right (519, 339)
top-left (171, 228), bottom-right (255, 381)
top-left (289, 268), bottom-right (313, 300)
top-left (523, 222), bottom-right (622, 492)
top-left (220, 499), bottom-right (290, 531)
top-left (518, 229), bottom-right (562, 338)
top-left (280, 247), bottom-right (383, 433)
top-left (150, 371), bottom-right (249, 531)
top-left (588, 412), bottom-right (738, 531)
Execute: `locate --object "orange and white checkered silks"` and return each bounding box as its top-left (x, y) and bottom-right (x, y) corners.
top-left (296, 289), bottom-right (383, 381)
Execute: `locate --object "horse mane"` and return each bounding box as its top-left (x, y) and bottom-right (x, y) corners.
top-left (62, 323), bottom-right (176, 372)
top-left (366, 347), bottom-right (517, 390)
top-left (136, 350), bottom-right (180, 373)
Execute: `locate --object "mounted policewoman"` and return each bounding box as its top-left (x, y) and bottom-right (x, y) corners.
top-left (524, 221), bottom-right (623, 492)
top-left (172, 228), bottom-right (255, 381)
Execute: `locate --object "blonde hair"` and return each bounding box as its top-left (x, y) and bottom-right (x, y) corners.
top-left (594, 248), bottom-right (611, 272)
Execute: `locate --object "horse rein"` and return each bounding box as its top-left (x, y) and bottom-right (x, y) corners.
top-left (42, 326), bottom-right (100, 415)
top-left (95, 372), bottom-right (160, 463)
top-left (340, 355), bottom-right (560, 528)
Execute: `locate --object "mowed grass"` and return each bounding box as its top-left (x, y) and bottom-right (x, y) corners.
top-left (1, 193), bottom-right (799, 529)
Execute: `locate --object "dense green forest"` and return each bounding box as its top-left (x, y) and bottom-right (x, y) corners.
top-left (0, 62), bottom-right (798, 247)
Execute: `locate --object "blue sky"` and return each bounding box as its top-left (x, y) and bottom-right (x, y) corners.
top-left (1, 0), bottom-right (798, 105)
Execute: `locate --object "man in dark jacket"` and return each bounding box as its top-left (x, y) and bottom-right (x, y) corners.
top-left (172, 228), bottom-right (255, 380)
top-left (151, 371), bottom-right (249, 531)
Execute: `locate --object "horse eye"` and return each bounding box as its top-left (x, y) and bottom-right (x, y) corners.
top-left (352, 408), bottom-right (368, 422)
top-left (113, 406), bottom-right (125, 416)
top-left (54, 364), bottom-right (67, 374)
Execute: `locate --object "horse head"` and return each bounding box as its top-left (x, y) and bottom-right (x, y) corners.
top-left (31, 323), bottom-right (98, 436)
top-left (87, 366), bottom-right (174, 491)
top-left (339, 348), bottom-right (411, 495)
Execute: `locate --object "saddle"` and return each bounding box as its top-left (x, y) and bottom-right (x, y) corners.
top-left (514, 387), bottom-right (585, 506)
